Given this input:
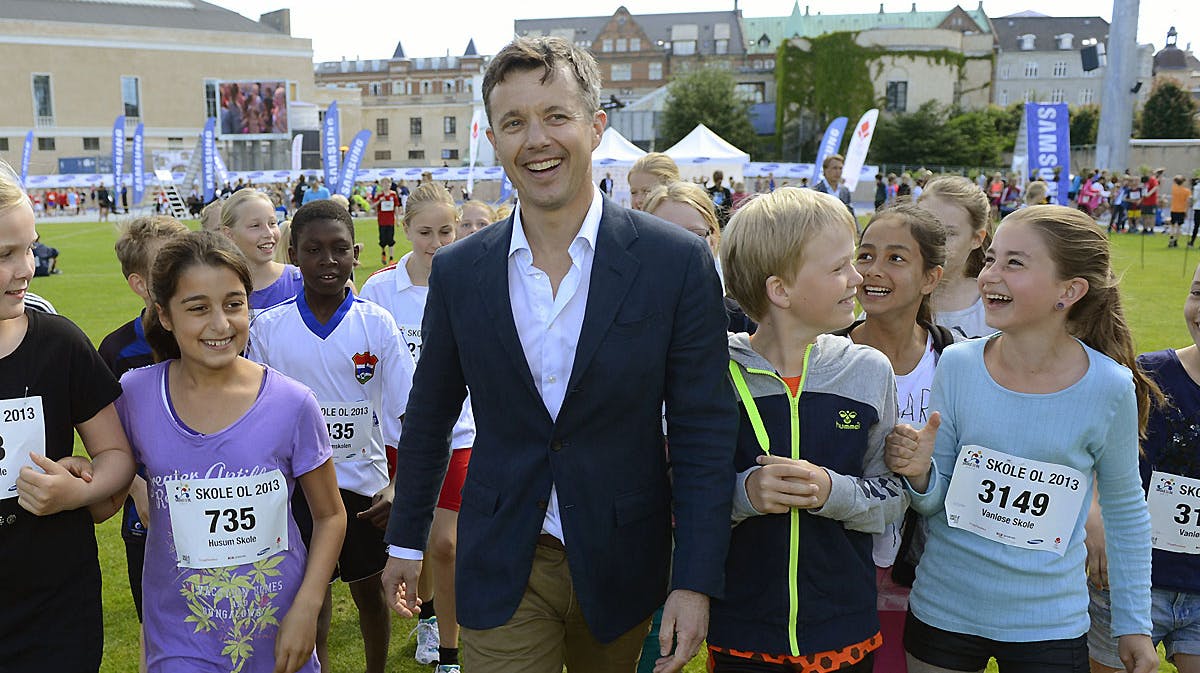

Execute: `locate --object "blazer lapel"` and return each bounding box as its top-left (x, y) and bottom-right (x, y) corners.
top-left (473, 217), bottom-right (542, 405)
top-left (567, 198), bottom-right (640, 393)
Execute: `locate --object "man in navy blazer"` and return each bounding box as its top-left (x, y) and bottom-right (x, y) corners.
top-left (382, 36), bottom-right (737, 673)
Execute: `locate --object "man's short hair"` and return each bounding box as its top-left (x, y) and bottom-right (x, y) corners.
top-left (482, 36), bottom-right (602, 125)
top-left (823, 153), bottom-right (845, 169)
top-left (115, 215), bottom-right (189, 279)
top-left (721, 187), bottom-right (856, 322)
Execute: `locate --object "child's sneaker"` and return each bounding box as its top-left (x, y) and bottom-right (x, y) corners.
top-left (435, 666), bottom-right (461, 673)
top-left (414, 616), bottom-right (439, 665)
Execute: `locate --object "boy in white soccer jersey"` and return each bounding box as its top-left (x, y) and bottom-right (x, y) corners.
top-left (246, 199), bottom-right (415, 673)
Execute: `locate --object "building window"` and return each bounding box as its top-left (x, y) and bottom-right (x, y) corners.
top-left (1019, 34), bottom-right (1035, 50)
top-left (630, 37), bottom-right (641, 51)
top-left (168, 137), bottom-right (183, 150)
top-left (37, 137), bottom-right (55, 151)
top-left (1024, 90), bottom-right (1035, 102)
top-left (0, 139), bottom-right (8, 152)
top-left (410, 117), bottom-right (422, 136)
top-left (673, 40), bottom-right (696, 56)
top-left (602, 39), bottom-right (613, 52)
top-left (1024, 62), bottom-right (1039, 78)
top-left (442, 149), bottom-right (459, 160)
top-left (648, 62), bottom-right (663, 80)
top-left (369, 82), bottom-right (383, 96)
top-left (885, 81), bottom-right (908, 112)
top-left (616, 38), bottom-right (627, 51)
top-left (204, 80), bottom-right (219, 119)
top-left (766, 59), bottom-right (775, 69)
top-left (1050, 89), bottom-right (1065, 103)
top-left (121, 76), bottom-right (141, 119)
top-left (715, 39), bottom-right (729, 54)
top-left (376, 118), bottom-right (389, 136)
top-left (999, 64), bottom-right (1010, 80)
top-left (736, 82), bottom-right (766, 104)
top-left (443, 116), bottom-right (456, 136)
top-left (32, 74), bottom-right (54, 126)
top-left (1057, 33), bottom-right (1074, 49)
top-left (374, 150), bottom-right (391, 161)
top-left (408, 149), bottom-right (425, 160)
top-left (611, 64), bottom-right (632, 81)
top-left (83, 137), bottom-right (100, 151)
top-left (1053, 61), bottom-right (1068, 77)
top-left (421, 81), bottom-right (431, 94)
top-left (1079, 88), bottom-right (1094, 104)
top-left (998, 89), bottom-right (1009, 106)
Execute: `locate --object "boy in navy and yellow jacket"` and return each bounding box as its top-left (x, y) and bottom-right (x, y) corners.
top-left (711, 187), bottom-right (904, 672)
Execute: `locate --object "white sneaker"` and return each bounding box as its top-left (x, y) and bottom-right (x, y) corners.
top-left (414, 616), bottom-right (440, 665)
top-left (435, 666), bottom-right (461, 673)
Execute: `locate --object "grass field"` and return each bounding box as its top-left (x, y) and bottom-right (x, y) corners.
top-left (26, 214), bottom-right (1190, 673)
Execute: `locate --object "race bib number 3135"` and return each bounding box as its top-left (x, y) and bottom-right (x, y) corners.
top-left (167, 469), bottom-right (289, 569)
top-left (944, 445), bottom-right (1087, 556)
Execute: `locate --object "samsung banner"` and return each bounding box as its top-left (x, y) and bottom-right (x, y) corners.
top-left (112, 115), bottom-right (126, 192)
top-left (132, 123), bottom-right (145, 204)
top-left (811, 116), bottom-right (848, 185)
top-left (337, 130), bottom-right (371, 198)
top-left (214, 150), bottom-right (230, 189)
top-left (841, 110), bottom-right (879, 192)
top-left (202, 117), bottom-right (216, 203)
top-left (323, 101), bottom-right (340, 188)
top-left (20, 131), bottom-right (33, 188)
top-left (1024, 102), bottom-right (1071, 205)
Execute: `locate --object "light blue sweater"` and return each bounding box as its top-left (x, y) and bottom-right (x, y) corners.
top-left (908, 336), bottom-right (1151, 641)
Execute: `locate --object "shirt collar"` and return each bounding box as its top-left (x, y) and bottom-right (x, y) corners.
top-left (392, 252), bottom-right (417, 292)
top-left (509, 185), bottom-right (604, 259)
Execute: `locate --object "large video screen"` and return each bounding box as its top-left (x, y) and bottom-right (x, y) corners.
top-left (217, 80), bottom-right (289, 138)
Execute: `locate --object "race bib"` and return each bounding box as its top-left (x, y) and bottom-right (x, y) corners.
top-left (321, 402), bottom-right (374, 463)
top-left (0, 396), bottom-right (46, 496)
top-left (1148, 471), bottom-right (1200, 554)
top-left (166, 469), bottom-right (288, 569)
top-left (380, 199), bottom-right (395, 212)
top-left (944, 445), bottom-right (1087, 556)
top-left (399, 324), bottom-right (423, 363)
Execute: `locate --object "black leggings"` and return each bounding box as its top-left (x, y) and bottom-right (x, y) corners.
top-left (1191, 209), bottom-right (1200, 245)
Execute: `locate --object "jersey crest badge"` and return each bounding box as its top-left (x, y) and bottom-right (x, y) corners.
top-left (353, 351), bottom-right (378, 384)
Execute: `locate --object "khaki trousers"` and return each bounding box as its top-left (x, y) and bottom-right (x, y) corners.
top-left (461, 539), bottom-right (652, 673)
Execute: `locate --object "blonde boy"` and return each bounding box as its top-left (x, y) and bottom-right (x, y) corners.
top-left (709, 188), bottom-right (904, 672)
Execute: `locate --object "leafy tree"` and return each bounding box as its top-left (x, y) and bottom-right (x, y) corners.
top-left (870, 101), bottom-right (960, 165)
top-left (1070, 104), bottom-right (1101, 145)
top-left (659, 67), bottom-right (757, 152)
top-left (1138, 79), bottom-right (1199, 138)
top-left (946, 107), bottom-right (1005, 166)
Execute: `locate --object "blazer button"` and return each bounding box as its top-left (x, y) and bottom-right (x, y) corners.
top-left (551, 440), bottom-right (563, 452)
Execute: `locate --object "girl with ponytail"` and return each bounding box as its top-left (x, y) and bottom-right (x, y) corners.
top-left (884, 205), bottom-right (1159, 673)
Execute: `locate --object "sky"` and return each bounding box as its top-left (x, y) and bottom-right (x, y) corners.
top-left (208, 0), bottom-right (1198, 63)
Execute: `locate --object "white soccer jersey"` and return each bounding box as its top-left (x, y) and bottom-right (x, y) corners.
top-left (246, 291), bottom-right (415, 496)
top-left (359, 252), bottom-right (476, 451)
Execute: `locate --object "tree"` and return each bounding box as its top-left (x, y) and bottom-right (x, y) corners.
top-left (659, 67), bottom-right (758, 153)
top-left (1069, 104), bottom-right (1100, 146)
top-left (775, 34), bottom-right (879, 160)
top-left (871, 101), bottom-right (960, 166)
top-left (1138, 79), bottom-right (1199, 138)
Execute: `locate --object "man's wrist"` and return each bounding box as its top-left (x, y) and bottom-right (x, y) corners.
top-left (387, 545), bottom-right (423, 560)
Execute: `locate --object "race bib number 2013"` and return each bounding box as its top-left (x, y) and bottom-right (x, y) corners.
top-left (944, 445), bottom-right (1087, 556)
top-left (0, 396), bottom-right (46, 496)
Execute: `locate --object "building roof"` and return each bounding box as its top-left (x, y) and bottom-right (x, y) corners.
top-left (743, 1), bottom-right (991, 54)
top-left (464, 38), bottom-right (478, 56)
top-left (0, 0), bottom-right (285, 35)
top-left (1154, 45), bottom-right (1200, 72)
top-left (516, 9), bottom-right (746, 56)
top-left (991, 14), bottom-right (1109, 52)
top-left (392, 40), bottom-right (406, 59)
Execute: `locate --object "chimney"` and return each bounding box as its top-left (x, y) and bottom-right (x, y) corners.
top-left (805, 4), bottom-right (810, 15)
top-left (879, 3), bottom-right (885, 12)
top-left (911, 2), bottom-right (917, 12)
top-left (258, 9), bottom-right (291, 35)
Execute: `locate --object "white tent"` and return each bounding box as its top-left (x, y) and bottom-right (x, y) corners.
top-left (663, 124), bottom-right (751, 188)
top-left (592, 128), bottom-right (646, 207)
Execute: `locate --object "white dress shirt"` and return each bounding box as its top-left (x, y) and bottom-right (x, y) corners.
top-left (388, 186), bottom-right (603, 559)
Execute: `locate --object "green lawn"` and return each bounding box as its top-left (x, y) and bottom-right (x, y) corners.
top-left (27, 215), bottom-right (1188, 673)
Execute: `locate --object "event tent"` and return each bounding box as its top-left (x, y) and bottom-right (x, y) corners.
top-left (591, 127), bottom-right (646, 207)
top-left (663, 124), bottom-right (751, 187)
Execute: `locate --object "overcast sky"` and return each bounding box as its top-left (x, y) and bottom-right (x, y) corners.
top-left (209, 0), bottom-right (1196, 62)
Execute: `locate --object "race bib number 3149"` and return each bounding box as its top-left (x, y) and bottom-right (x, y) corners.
top-left (944, 445), bottom-right (1087, 556)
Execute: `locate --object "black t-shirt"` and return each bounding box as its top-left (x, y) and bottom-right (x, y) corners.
top-left (0, 309), bottom-right (121, 670)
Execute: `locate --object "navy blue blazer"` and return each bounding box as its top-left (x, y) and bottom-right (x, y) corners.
top-left (385, 197), bottom-right (738, 642)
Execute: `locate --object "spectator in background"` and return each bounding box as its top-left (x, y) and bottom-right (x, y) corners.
top-left (32, 234), bottom-right (60, 276)
top-left (599, 172), bottom-right (613, 196)
top-left (628, 152), bottom-right (680, 211)
top-left (707, 170), bottom-right (733, 226)
top-left (1191, 177), bottom-right (1200, 248)
top-left (1140, 172), bottom-right (1159, 234)
top-left (813, 153), bottom-right (854, 219)
top-left (1169, 174), bottom-right (1191, 248)
top-left (875, 173), bottom-right (887, 212)
top-left (731, 181), bottom-right (749, 213)
top-left (302, 177), bottom-right (332, 204)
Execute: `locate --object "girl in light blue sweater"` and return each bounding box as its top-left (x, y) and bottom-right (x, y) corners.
top-left (885, 205), bottom-right (1161, 673)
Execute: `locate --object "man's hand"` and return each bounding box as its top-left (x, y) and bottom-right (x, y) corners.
top-left (654, 589), bottom-right (708, 673)
top-left (356, 484), bottom-right (393, 530)
top-left (884, 413), bottom-right (940, 491)
top-left (17, 453), bottom-right (88, 516)
top-left (1084, 489), bottom-right (1108, 589)
top-left (381, 556), bottom-right (423, 617)
top-left (1118, 634), bottom-right (1158, 673)
top-left (745, 456), bottom-right (831, 513)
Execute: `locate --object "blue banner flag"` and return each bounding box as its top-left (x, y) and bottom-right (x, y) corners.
top-left (811, 116), bottom-right (848, 185)
top-left (20, 131), bottom-right (33, 188)
top-left (112, 115), bottom-right (126, 193)
top-left (499, 171), bottom-right (514, 203)
top-left (337, 130), bottom-right (371, 198)
top-left (323, 101), bottom-right (340, 188)
top-left (202, 117), bottom-right (216, 203)
top-left (214, 150), bottom-right (230, 189)
top-left (1024, 102), bottom-right (1071, 205)
top-left (132, 123), bottom-right (145, 204)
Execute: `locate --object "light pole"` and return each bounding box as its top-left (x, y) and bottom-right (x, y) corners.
top-left (1094, 0), bottom-right (1140, 173)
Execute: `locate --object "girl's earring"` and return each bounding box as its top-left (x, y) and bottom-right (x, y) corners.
top-left (1055, 301), bottom-right (1065, 311)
